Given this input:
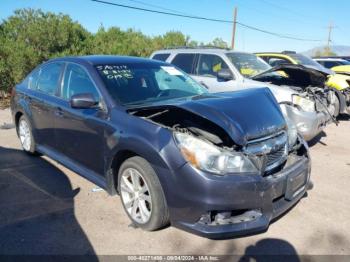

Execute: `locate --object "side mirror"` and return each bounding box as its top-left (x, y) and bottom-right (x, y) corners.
top-left (217, 69), bottom-right (234, 81)
top-left (70, 93), bottom-right (98, 109)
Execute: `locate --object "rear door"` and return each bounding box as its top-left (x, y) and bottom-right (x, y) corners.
top-left (54, 63), bottom-right (106, 174)
top-left (27, 62), bottom-right (64, 149)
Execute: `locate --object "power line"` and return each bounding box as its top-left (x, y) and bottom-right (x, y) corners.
top-left (91, 0), bottom-right (232, 23)
top-left (236, 22), bottom-right (321, 42)
top-left (91, 0), bottom-right (323, 42)
top-left (125, 0), bottom-right (193, 16)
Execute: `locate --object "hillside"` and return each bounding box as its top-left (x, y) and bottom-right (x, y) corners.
top-left (303, 45), bottom-right (350, 57)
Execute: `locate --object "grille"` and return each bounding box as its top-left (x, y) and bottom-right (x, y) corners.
top-left (266, 145), bottom-right (287, 167)
top-left (244, 131), bottom-right (288, 172)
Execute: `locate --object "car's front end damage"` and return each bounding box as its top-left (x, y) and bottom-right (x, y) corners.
top-left (128, 88), bottom-right (311, 239)
top-left (326, 72), bottom-right (350, 114)
top-left (252, 64), bottom-right (338, 140)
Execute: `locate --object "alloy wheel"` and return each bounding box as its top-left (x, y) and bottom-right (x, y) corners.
top-left (19, 119), bottom-right (31, 151)
top-left (120, 168), bottom-right (152, 224)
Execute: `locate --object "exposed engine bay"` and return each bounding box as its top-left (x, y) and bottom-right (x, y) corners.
top-left (252, 64), bottom-right (327, 89)
top-left (129, 105), bottom-right (306, 175)
top-left (129, 106), bottom-right (235, 148)
top-left (252, 64), bottom-right (337, 120)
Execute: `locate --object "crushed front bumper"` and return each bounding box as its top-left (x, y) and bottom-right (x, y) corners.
top-left (157, 143), bottom-right (311, 239)
top-left (280, 104), bottom-right (329, 141)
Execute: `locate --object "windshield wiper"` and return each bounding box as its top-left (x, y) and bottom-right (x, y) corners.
top-left (249, 68), bottom-right (274, 79)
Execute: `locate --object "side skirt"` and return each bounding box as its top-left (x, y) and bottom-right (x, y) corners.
top-left (36, 145), bottom-right (107, 190)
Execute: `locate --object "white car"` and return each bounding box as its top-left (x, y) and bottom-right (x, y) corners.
top-left (151, 48), bottom-right (337, 141)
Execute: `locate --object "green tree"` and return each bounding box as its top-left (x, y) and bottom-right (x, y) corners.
top-left (207, 37), bottom-right (228, 48)
top-left (0, 8), bottom-right (90, 93)
top-left (0, 8), bottom-right (231, 96)
top-left (314, 47), bottom-right (337, 57)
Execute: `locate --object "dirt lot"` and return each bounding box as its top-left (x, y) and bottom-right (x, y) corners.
top-left (0, 108), bottom-right (349, 257)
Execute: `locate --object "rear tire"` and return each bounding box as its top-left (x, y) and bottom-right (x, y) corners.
top-left (17, 115), bottom-right (37, 155)
top-left (118, 156), bottom-right (170, 231)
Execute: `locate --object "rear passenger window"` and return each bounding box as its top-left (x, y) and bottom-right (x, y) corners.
top-left (152, 53), bottom-right (170, 62)
top-left (28, 70), bottom-right (40, 90)
top-left (36, 63), bottom-right (63, 95)
top-left (196, 54), bottom-right (229, 77)
top-left (62, 63), bottom-right (99, 101)
top-left (171, 54), bottom-right (196, 74)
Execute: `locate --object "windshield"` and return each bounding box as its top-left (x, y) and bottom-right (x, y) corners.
top-left (226, 52), bottom-right (271, 77)
top-left (95, 63), bottom-right (207, 107)
top-left (339, 60), bottom-right (350, 65)
top-left (289, 54), bottom-right (324, 68)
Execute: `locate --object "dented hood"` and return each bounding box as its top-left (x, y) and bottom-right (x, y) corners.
top-left (135, 88), bottom-right (286, 146)
top-left (252, 64), bottom-right (328, 87)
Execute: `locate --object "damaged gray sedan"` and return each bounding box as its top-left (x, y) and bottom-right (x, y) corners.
top-left (11, 55), bottom-right (312, 239)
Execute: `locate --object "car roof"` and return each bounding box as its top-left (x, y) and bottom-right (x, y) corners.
top-left (255, 52), bottom-right (295, 56)
top-left (313, 56), bottom-right (350, 59)
top-left (49, 55), bottom-right (165, 66)
top-left (152, 48), bottom-right (250, 55)
top-left (314, 58), bottom-right (347, 61)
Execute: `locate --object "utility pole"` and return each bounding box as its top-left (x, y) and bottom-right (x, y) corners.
top-left (231, 7), bottom-right (238, 50)
top-left (326, 22), bottom-right (335, 55)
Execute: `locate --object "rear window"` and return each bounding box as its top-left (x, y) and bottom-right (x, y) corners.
top-left (171, 54), bottom-right (196, 74)
top-left (152, 53), bottom-right (170, 62)
top-left (27, 69), bottom-right (40, 90)
top-left (36, 62), bottom-right (63, 95)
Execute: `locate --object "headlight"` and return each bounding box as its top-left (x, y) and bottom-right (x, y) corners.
top-left (292, 95), bottom-right (315, 112)
top-left (285, 117), bottom-right (298, 148)
top-left (174, 132), bottom-right (258, 175)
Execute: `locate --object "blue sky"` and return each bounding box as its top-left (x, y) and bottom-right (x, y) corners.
top-left (1, 0), bottom-right (349, 52)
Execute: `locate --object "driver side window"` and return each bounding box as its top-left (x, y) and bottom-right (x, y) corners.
top-left (61, 63), bottom-right (100, 101)
top-left (196, 54), bottom-right (229, 77)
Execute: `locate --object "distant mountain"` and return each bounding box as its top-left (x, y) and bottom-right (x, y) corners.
top-left (303, 45), bottom-right (350, 57)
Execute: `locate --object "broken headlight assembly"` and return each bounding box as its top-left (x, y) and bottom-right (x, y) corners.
top-left (292, 95), bottom-right (315, 112)
top-left (174, 132), bottom-right (258, 175)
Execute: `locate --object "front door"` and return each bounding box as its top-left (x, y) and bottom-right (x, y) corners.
top-left (54, 63), bottom-right (106, 175)
top-left (192, 54), bottom-right (240, 93)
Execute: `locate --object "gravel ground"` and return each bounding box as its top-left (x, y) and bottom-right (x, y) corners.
top-left (0, 108), bottom-right (349, 257)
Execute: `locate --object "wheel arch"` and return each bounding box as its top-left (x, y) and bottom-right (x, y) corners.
top-left (105, 149), bottom-right (139, 196)
top-left (105, 138), bottom-right (173, 196)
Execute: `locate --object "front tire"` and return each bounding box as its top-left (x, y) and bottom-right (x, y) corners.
top-left (18, 115), bottom-right (37, 154)
top-left (118, 156), bottom-right (169, 231)
top-left (333, 92), bottom-right (340, 118)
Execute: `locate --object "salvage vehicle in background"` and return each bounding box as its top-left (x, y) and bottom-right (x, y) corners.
top-left (256, 51), bottom-right (350, 115)
top-left (313, 56), bottom-right (350, 63)
top-left (11, 55), bottom-right (312, 239)
top-left (313, 57), bottom-right (350, 69)
top-left (313, 57), bottom-right (350, 76)
top-left (151, 48), bottom-right (337, 141)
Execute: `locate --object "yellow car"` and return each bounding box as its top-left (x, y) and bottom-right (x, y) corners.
top-left (313, 58), bottom-right (350, 76)
top-left (256, 51), bottom-right (350, 115)
top-left (332, 65), bottom-right (350, 76)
